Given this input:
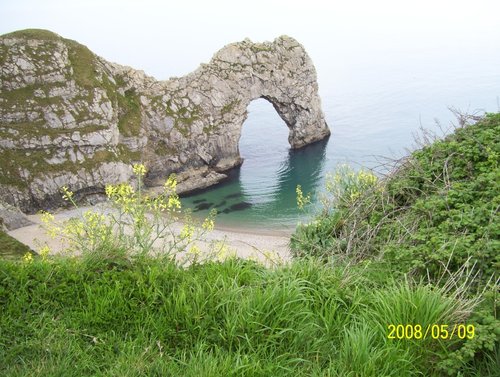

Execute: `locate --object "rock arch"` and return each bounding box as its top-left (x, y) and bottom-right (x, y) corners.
top-left (0, 30), bottom-right (330, 212)
top-left (144, 35), bottom-right (330, 188)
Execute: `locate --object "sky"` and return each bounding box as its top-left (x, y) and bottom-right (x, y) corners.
top-left (1, 0), bottom-right (500, 82)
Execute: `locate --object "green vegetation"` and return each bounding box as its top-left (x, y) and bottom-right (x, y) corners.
top-left (150, 95), bottom-right (203, 137)
top-left (149, 140), bottom-right (178, 157)
top-left (291, 113), bottom-right (500, 375)
top-left (66, 39), bottom-right (98, 88)
top-left (221, 99), bottom-right (241, 115)
top-left (1, 29), bottom-right (63, 41)
top-left (292, 113), bottom-right (499, 283)
top-left (116, 88), bottom-right (142, 137)
top-left (0, 230), bottom-right (33, 259)
top-left (1, 115), bottom-right (498, 375)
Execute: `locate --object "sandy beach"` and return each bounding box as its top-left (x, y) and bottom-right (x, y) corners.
top-left (7, 204), bottom-right (293, 264)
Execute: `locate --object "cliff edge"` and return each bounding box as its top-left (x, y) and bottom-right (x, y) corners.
top-left (0, 29), bottom-right (330, 214)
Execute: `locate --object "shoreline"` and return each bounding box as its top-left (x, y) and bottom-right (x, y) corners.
top-left (212, 221), bottom-right (294, 238)
top-left (7, 204), bottom-right (292, 264)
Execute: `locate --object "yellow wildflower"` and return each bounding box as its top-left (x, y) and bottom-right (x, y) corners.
top-left (188, 244), bottom-right (201, 257)
top-left (40, 210), bottom-right (55, 224)
top-left (105, 184), bottom-right (116, 198)
top-left (23, 252), bottom-right (33, 264)
top-left (296, 185), bottom-right (311, 210)
top-left (167, 195), bottom-right (181, 210)
top-left (39, 245), bottom-right (51, 261)
top-left (132, 163), bottom-right (147, 177)
top-left (64, 218), bottom-right (84, 238)
top-left (180, 224), bottom-right (194, 240)
top-left (164, 175), bottom-right (177, 192)
top-left (358, 171), bottom-right (377, 186)
top-left (202, 217), bottom-right (215, 231)
top-left (116, 183), bottom-right (134, 197)
top-left (349, 191), bottom-right (361, 202)
top-left (61, 186), bottom-right (74, 201)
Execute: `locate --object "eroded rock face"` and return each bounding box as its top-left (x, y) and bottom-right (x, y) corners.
top-left (0, 29), bottom-right (330, 213)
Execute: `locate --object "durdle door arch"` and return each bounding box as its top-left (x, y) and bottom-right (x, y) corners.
top-left (0, 30), bottom-right (329, 213)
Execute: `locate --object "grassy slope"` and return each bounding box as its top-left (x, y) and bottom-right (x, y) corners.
top-left (0, 257), bottom-right (481, 377)
top-left (293, 112), bottom-right (499, 283)
top-left (0, 230), bottom-right (33, 259)
top-left (0, 114), bottom-right (498, 376)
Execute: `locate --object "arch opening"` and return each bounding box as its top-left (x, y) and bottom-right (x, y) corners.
top-left (238, 98), bottom-right (290, 203)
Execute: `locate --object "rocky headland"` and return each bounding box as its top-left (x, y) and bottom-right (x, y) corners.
top-left (0, 29), bottom-right (329, 222)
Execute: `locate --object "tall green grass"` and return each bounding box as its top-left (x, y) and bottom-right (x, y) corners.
top-left (0, 256), bottom-right (482, 376)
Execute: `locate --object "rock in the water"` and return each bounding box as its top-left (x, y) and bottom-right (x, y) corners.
top-left (223, 202), bottom-right (253, 213)
top-left (215, 200), bottom-right (227, 208)
top-left (192, 198), bottom-right (207, 204)
top-left (224, 193), bottom-right (242, 200)
top-left (0, 29), bottom-right (330, 213)
top-left (194, 202), bottom-right (213, 211)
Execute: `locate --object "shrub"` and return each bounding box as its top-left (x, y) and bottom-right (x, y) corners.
top-left (292, 113), bottom-right (500, 284)
top-left (290, 113), bottom-right (500, 376)
top-left (291, 165), bottom-right (378, 260)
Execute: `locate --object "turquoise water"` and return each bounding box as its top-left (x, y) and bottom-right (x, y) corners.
top-left (182, 47), bottom-right (500, 231)
top-left (181, 109), bottom-right (329, 231)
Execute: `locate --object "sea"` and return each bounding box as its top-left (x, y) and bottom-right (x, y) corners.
top-left (180, 44), bottom-right (500, 233)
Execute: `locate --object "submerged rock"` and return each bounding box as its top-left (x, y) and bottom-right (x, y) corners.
top-left (194, 202), bottom-right (213, 211)
top-left (224, 192), bottom-right (242, 200)
top-left (222, 201), bottom-right (253, 214)
top-left (215, 200), bottom-right (227, 208)
top-left (0, 29), bottom-right (330, 213)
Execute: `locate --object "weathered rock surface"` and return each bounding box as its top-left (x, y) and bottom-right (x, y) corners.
top-left (0, 200), bottom-right (33, 230)
top-left (0, 29), bottom-right (330, 213)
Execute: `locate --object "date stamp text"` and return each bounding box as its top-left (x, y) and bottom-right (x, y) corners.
top-left (387, 324), bottom-right (475, 340)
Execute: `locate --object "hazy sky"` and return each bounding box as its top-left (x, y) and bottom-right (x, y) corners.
top-left (1, 0), bottom-right (500, 82)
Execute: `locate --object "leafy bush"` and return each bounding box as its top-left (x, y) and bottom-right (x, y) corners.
top-left (292, 113), bottom-right (499, 284)
top-left (291, 165), bottom-right (378, 259)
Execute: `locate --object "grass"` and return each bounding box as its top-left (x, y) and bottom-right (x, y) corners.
top-left (116, 88), bottom-right (142, 137)
top-left (1, 29), bottom-right (63, 41)
top-left (0, 114), bottom-right (498, 375)
top-left (0, 230), bottom-right (33, 259)
top-left (0, 257), bottom-right (477, 376)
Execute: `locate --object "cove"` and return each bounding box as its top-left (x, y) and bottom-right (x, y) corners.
top-left (181, 99), bottom-right (329, 232)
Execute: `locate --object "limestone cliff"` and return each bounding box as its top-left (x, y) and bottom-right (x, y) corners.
top-left (0, 29), bottom-right (330, 214)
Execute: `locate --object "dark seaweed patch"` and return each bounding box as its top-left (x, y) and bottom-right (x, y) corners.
top-left (224, 192), bottom-right (242, 200)
top-left (222, 201), bottom-right (252, 213)
top-left (215, 200), bottom-right (227, 208)
top-left (194, 202), bottom-right (213, 211)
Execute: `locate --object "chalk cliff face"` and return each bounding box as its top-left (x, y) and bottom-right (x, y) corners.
top-left (0, 29), bottom-right (330, 214)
